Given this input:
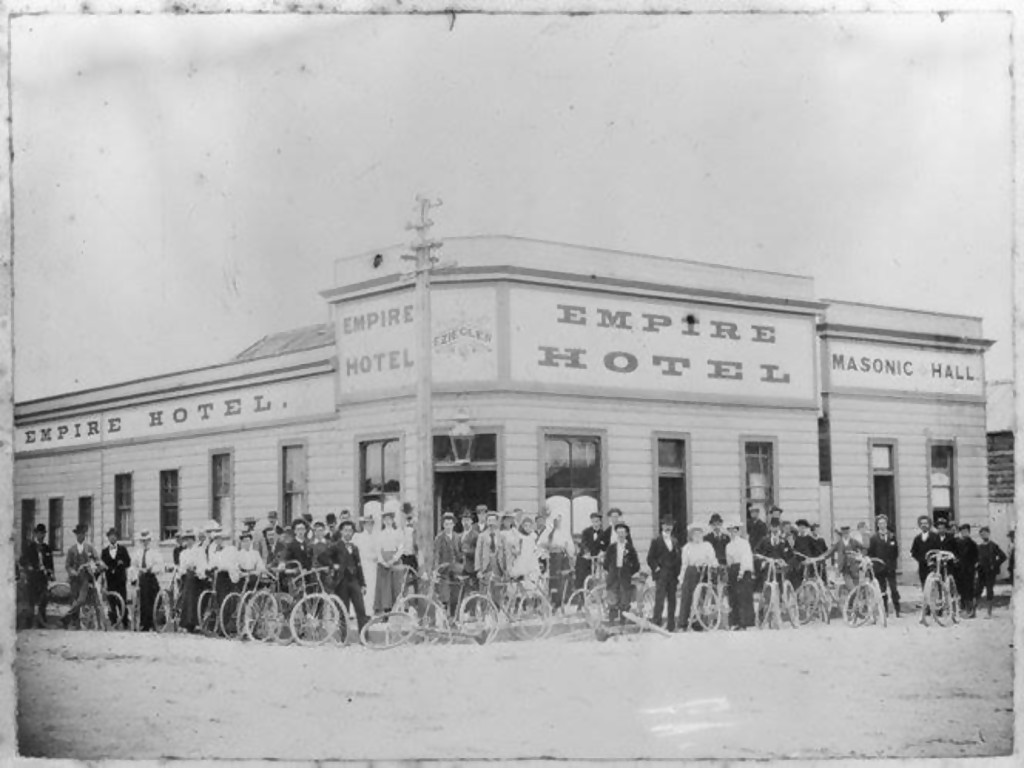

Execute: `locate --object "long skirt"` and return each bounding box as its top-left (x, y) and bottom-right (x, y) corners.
top-left (180, 572), bottom-right (205, 630)
top-left (728, 565), bottom-right (755, 628)
top-left (374, 564), bottom-right (404, 613)
top-left (360, 557), bottom-right (378, 612)
top-left (548, 551), bottom-right (571, 607)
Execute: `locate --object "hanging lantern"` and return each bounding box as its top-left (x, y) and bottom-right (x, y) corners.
top-left (448, 409), bottom-right (474, 465)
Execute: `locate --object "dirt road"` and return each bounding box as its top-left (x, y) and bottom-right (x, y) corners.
top-left (16, 608), bottom-right (1014, 760)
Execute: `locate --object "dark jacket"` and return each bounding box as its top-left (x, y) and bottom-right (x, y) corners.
top-left (101, 543), bottom-right (132, 588)
top-left (936, 532), bottom-right (958, 556)
top-left (704, 530), bottom-right (730, 565)
top-left (281, 540), bottom-right (313, 570)
top-left (953, 535), bottom-right (979, 575)
top-left (646, 535), bottom-right (682, 582)
top-left (604, 539), bottom-right (640, 592)
top-left (747, 518), bottom-right (769, 551)
top-left (579, 526), bottom-right (605, 558)
top-left (867, 532), bottom-right (900, 576)
top-left (755, 533), bottom-right (794, 564)
top-left (977, 540), bottom-right (1007, 576)
top-left (910, 531), bottom-right (941, 577)
top-left (20, 539), bottom-right (54, 577)
top-left (326, 540), bottom-right (366, 588)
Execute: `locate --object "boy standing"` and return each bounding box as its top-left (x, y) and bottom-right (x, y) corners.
top-left (976, 526), bottom-right (1007, 619)
top-left (604, 523), bottom-right (640, 625)
top-left (954, 523), bottom-right (979, 617)
top-left (646, 518), bottom-right (682, 631)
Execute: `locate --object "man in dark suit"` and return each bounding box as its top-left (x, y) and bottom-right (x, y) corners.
top-left (20, 523), bottom-right (54, 628)
top-left (910, 515), bottom-right (941, 588)
top-left (63, 524), bottom-right (101, 629)
top-left (101, 527), bottom-right (132, 628)
top-left (647, 517), bottom-right (682, 631)
top-left (703, 513), bottom-right (730, 566)
top-left (433, 512), bottom-right (464, 617)
top-left (327, 520), bottom-right (368, 631)
top-left (754, 519), bottom-right (794, 590)
top-left (576, 511), bottom-right (605, 589)
top-left (953, 523), bottom-right (979, 617)
top-left (867, 514), bottom-right (901, 617)
top-left (934, 518), bottom-right (957, 556)
top-left (746, 505), bottom-right (769, 552)
top-left (283, 521), bottom-right (313, 570)
top-left (604, 523), bottom-right (640, 624)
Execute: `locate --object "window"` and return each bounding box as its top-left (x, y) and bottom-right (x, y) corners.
top-left (211, 452), bottom-right (232, 525)
top-left (159, 470), bottom-right (180, 540)
top-left (929, 442), bottom-right (956, 524)
top-left (818, 417), bottom-right (832, 483)
top-left (48, 498), bottom-right (64, 551)
top-left (360, 439), bottom-right (401, 510)
top-left (870, 441), bottom-right (897, 526)
top-left (656, 438), bottom-right (687, 534)
top-left (282, 444), bottom-right (308, 526)
top-left (21, 499), bottom-right (35, 547)
top-left (114, 473), bottom-right (133, 540)
top-left (433, 433), bottom-right (497, 464)
top-left (544, 435), bottom-right (601, 533)
top-left (744, 440), bottom-right (776, 522)
top-left (78, 497), bottom-right (94, 543)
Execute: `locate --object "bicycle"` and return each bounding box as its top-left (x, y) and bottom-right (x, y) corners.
top-left (153, 564), bottom-right (185, 634)
top-left (754, 555), bottom-right (797, 630)
top-left (457, 572), bottom-right (553, 643)
top-left (922, 550), bottom-right (961, 626)
top-left (219, 570), bottom-right (269, 639)
top-left (843, 553), bottom-right (888, 628)
top-left (794, 553), bottom-right (832, 625)
top-left (287, 566), bottom-right (350, 647)
top-left (687, 564), bottom-right (729, 632)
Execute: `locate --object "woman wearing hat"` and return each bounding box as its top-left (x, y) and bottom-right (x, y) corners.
top-left (132, 530), bottom-right (164, 632)
top-left (374, 507), bottom-right (405, 613)
top-left (352, 514), bottom-right (378, 610)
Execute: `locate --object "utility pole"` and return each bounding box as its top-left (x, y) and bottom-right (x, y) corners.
top-left (402, 196), bottom-right (445, 580)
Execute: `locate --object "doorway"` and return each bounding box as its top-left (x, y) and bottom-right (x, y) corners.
top-left (434, 470), bottom-right (497, 534)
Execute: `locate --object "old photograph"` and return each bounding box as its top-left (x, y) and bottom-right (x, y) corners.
top-left (8, 6), bottom-right (1017, 761)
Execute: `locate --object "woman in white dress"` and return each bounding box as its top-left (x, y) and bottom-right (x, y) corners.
top-left (510, 516), bottom-right (542, 589)
top-left (352, 515), bottom-right (378, 613)
top-left (540, 512), bottom-right (576, 608)
top-left (374, 509), bottom-right (405, 613)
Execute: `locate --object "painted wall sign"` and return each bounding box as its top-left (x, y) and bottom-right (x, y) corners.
top-left (824, 340), bottom-right (984, 397)
top-left (336, 286), bottom-right (498, 397)
top-left (508, 287), bottom-right (816, 402)
top-left (15, 376), bottom-right (336, 454)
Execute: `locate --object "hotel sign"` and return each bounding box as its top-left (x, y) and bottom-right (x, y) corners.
top-left (337, 286), bottom-right (498, 397)
top-left (508, 287), bottom-right (817, 403)
top-left (825, 340), bottom-right (984, 397)
top-left (15, 377), bottom-right (335, 454)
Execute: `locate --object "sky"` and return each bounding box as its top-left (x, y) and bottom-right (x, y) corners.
top-left (11, 12), bottom-right (1014, 401)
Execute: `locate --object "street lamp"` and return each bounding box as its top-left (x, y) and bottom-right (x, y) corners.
top-left (448, 408), bottom-right (475, 465)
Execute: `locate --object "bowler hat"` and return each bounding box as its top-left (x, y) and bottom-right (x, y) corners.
top-left (34, 523), bottom-right (47, 534)
top-left (72, 524), bottom-right (88, 535)
top-left (708, 513), bottom-right (723, 525)
top-left (796, 519), bottom-right (810, 528)
top-left (590, 511), bottom-right (602, 520)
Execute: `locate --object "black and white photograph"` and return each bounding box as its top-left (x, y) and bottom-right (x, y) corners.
top-left (6, 1), bottom-right (1019, 762)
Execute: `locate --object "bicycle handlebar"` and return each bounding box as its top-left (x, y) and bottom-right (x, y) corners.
top-left (926, 550), bottom-right (957, 562)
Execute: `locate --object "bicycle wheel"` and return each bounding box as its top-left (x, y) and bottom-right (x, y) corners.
top-left (220, 593), bottom-right (242, 638)
top-left (326, 595), bottom-right (352, 646)
top-left (926, 577), bottom-right (949, 627)
top-left (273, 593), bottom-right (296, 644)
top-left (242, 589), bottom-right (280, 643)
top-left (79, 597), bottom-right (101, 631)
top-left (153, 589), bottom-right (171, 633)
top-left (637, 585), bottom-right (655, 621)
top-left (843, 584), bottom-right (871, 627)
top-left (757, 583), bottom-right (777, 629)
top-left (130, 591), bottom-right (141, 632)
top-left (795, 582), bottom-right (821, 625)
top-left (781, 581), bottom-right (799, 629)
top-left (395, 594), bottom-right (452, 645)
top-left (197, 591), bottom-right (218, 637)
top-left (459, 593), bottom-right (501, 643)
top-left (563, 588), bottom-right (595, 631)
top-left (946, 578), bottom-right (961, 624)
top-left (106, 592), bottom-right (127, 630)
top-left (360, 612), bottom-right (418, 650)
top-left (290, 594), bottom-right (340, 647)
top-left (692, 583), bottom-right (721, 631)
top-left (873, 585), bottom-right (888, 628)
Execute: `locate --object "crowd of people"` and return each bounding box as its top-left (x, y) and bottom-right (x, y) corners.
top-left (16, 498), bottom-right (1015, 637)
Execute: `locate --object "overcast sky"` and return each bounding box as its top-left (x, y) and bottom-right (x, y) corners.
top-left (12, 12), bottom-right (1013, 401)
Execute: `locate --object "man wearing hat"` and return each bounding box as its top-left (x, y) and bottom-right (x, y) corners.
top-left (434, 512), bottom-right (465, 617)
top-left (953, 523), bottom-right (979, 617)
top-left (475, 511), bottom-right (513, 602)
top-left (325, 519), bottom-right (369, 631)
top-left (575, 510), bottom-right (606, 589)
top-left (725, 520), bottom-right (756, 629)
top-left (259, 510), bottom-right (279, 537)
top-left (867, 515), bottom-right (901, 618)
top-left (20, 523), bottom-right (55, 628)
top-left (101, 527), bottom-right (132, 629)
top-left (745, 504), bottom-right (769, 552)
top-left (604, 522), bottom-right (640, 625)
top-left (704, 513), bottom-right (730, 566)
top-left (133, 530), bottom-right (164, 631)
top-left (678, 523), bottom-right (718, 631)
top-left (63, 524), bottom-right (100, 629)
top-left (325, 512), bottom-right (340, 543)
top-left (819, 524), bottom-right (863, 594)
top-left (646, 517), bottom-right (682, 631)
top-left (934, 518), bottom-right (957, 558)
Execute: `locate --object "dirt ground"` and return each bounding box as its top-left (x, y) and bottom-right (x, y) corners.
top-left (15, 598), bottom-right (1015, 761)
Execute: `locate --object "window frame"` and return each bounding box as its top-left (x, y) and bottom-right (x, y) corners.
top-left (356, 434), bottom-right (403, 514)
top-left (740, 435), bottom-right (780, 532)
top-left (651, 431), bottom-right (692, 533)
top-left (47, 497), bottom-right (64, 551)
top-left (209, 448), bottom-right (235, 526)
top-left (926, 438), bottom-right (958, 524)
top-left (867, 438), bottom-right (900, 532)
top-left (114, 472), bottom-right (134, 541)
top-left (279, 439), bottom-right (310, 527)
top-left (159, 468), bottom-right (181, 541)
top-left (78, 496), bottom-right (94, 544)
top-left (537, 427), bottom-right (608, 535)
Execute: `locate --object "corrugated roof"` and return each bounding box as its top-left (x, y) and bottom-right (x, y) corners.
top-left (233, 323), bottom-right (335, 362)
top-left (987, 380), bottom-right (1014, 433)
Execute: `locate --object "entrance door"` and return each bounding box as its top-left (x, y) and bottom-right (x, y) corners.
top-left (434, 470), bottom-right (497, 534)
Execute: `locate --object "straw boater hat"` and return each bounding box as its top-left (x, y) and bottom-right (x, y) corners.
top-left (687, 522), bottom-right (704, 533)
top-left (139, 530), bottom-right (153, 542)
